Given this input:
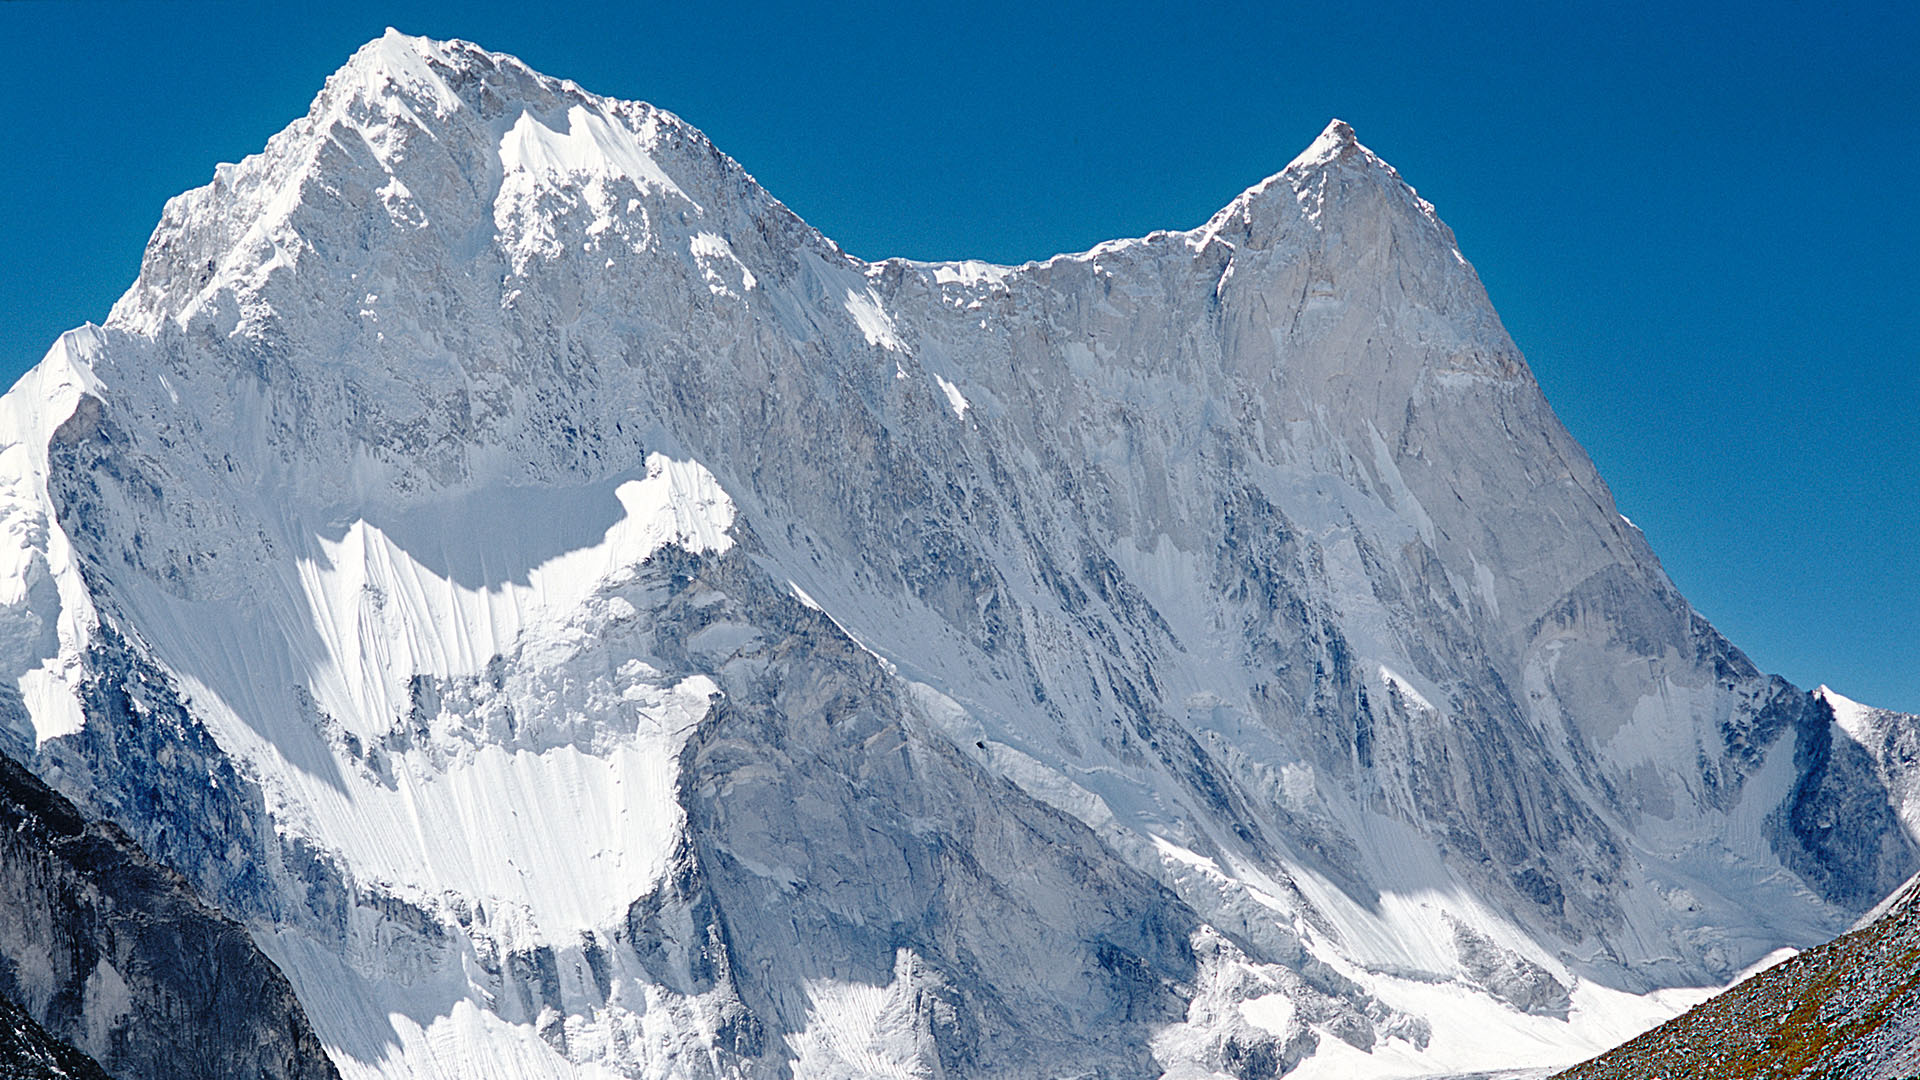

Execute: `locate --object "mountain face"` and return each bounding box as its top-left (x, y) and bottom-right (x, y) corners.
top-left (1555, 869), bottom-right (1920, 1079)
top-left (0, 30), bottom-right (1914, 1080)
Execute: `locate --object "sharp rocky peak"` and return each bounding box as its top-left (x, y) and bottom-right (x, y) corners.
top-left (1291, 117), bottom-right (1364, 168)
top-left (107, 29), bottom-right (782, 338)
top-left (1189, 114), bottom-right (1467, 273)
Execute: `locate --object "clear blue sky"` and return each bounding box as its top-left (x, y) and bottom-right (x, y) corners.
top-left (2, 1), bottom-right (1915, 710)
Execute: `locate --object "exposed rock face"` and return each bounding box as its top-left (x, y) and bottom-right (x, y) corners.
top-left (0, 987), bottom-right (111, 1080)
top-left (0, 748), bottom-right (336, 1080)
top-left (0, 29), bottom-right (1912, 1079)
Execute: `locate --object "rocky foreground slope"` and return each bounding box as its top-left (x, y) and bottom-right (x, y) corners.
top-left (1555, 871), bottom-right (1920, 1079)
top-left (0, 29), bottom-right (1913, 1079)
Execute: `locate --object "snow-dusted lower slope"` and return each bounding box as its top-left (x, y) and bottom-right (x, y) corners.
top-left (0, 29), bottom-right (1914, 1080)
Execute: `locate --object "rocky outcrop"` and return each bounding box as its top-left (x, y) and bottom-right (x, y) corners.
top-left (0, 986), bottom-right (109, 1080)
top-left (0, 748), bottom-right (337, 1080)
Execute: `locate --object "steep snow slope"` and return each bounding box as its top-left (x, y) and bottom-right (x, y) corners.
top-left (0, 30), bottom-right (1913, 1080)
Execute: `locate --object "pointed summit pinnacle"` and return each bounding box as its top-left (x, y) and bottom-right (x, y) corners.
top-left (1193, 119), bottom-right (1406, 247)
top-left (1288, 118), bottom-right (1365, 171)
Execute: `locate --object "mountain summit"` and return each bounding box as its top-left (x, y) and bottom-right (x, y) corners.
top-left (1290, 118), bottom-right (1363, 166)
top-left (0, 31), bottom-right (1913, 1080)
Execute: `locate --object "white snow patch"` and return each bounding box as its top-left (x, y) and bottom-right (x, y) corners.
top-left (931, 260), bottom-right (1013, 288)
top-left (906, 680), bottom-right (972, 737)
top-left (932, 373), bottom-right (969, 419)
top-left (70, 451), bottom-right (736, 949)
top-left (1238, 992), bottom-right (1296, 1037)
top-left (494, 105), bottom-right (691, 270)
top-left (308, 990), bottom-right (632, 1080)
top-left (1817, 684), bottom-right (1876, 743)
top-left (1289, 973), bottom-right (1714, 1080)
top-left (1732, 946), bottom-right (1799, 982)
top-left (294, 453), bottom-right (732, 734)
top-left (0, 329), bottom-right (106, 745)
top-left (688, 231), bottom-right (730, 260)
top-left (498, 105), bottom-right (691, 205)
top-left (790, 950), bottom-right (929, 1080)
top-left (690, 231), bottom-right (755, 295)
top-left (1379, 665), bottom-right (1435, 712)
top-left (376, 176), bottom-right (425, 229)
top-left (336, 703), bottom-right (711, 934)
top-left (844, 287), bottom-right (904, 351)
top-left (1151, 834), bottom-right (1223, 874)
top-left (17, 667), bottom-right (84, 744)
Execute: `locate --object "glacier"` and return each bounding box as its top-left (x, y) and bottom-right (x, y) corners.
top-left (0, 28), bottom-right (1913, 1080)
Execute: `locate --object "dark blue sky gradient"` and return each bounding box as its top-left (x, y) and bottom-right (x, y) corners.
top-left (2, 1), bottom-right (1914, 708)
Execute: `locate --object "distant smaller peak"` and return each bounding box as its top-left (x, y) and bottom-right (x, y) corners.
top-left (1190, 118), bottom-right (1416, 248)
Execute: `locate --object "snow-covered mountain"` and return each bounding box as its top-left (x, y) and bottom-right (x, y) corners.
top-left (0, 29), bottom-right (1913, 1079)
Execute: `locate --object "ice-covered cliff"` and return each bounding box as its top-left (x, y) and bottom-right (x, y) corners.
top-left (0, 29), bottom-right (1912, 1079)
